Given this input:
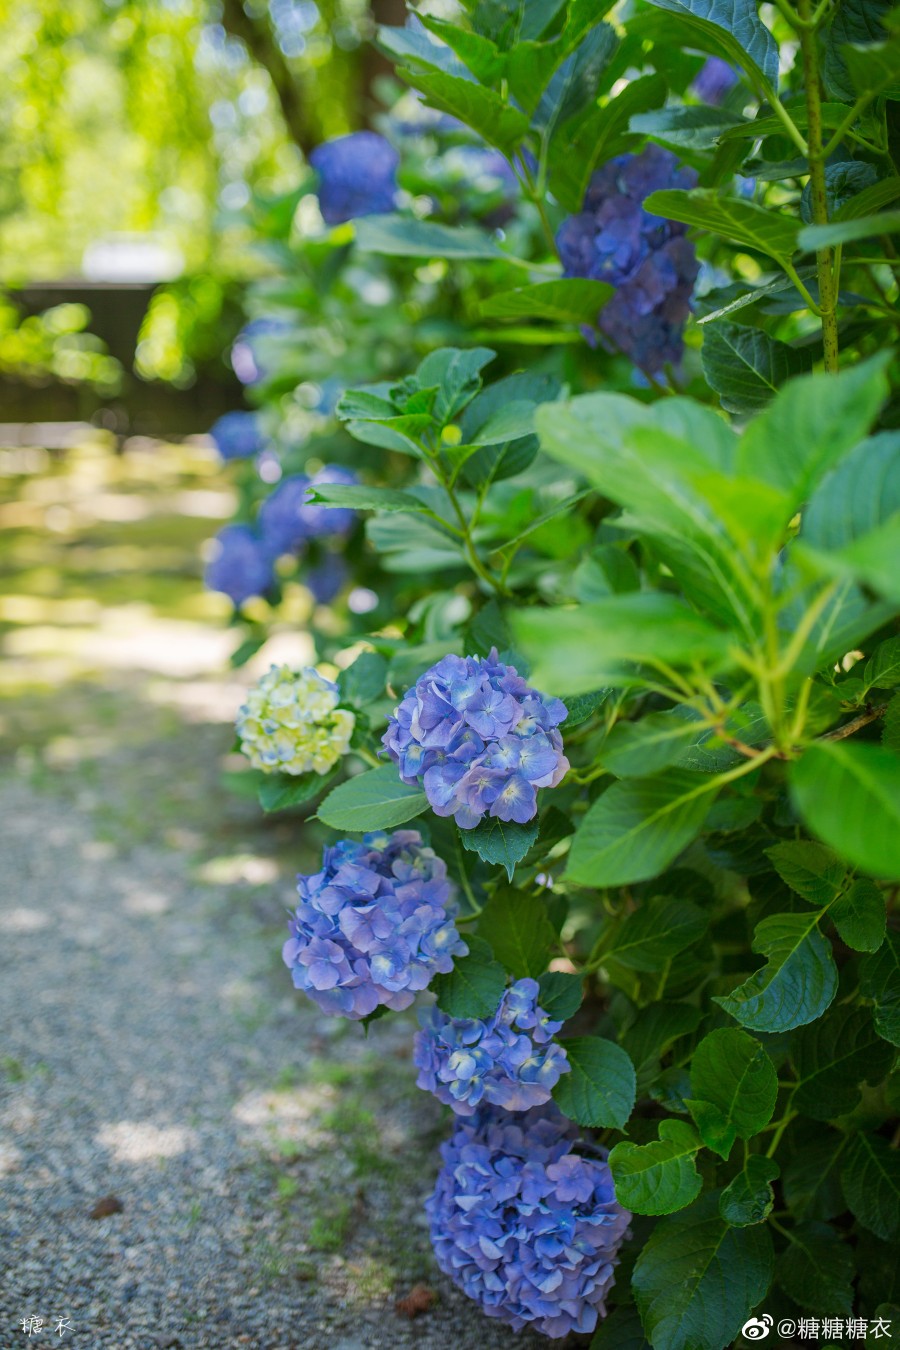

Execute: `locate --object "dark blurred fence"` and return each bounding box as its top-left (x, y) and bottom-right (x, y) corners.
top-left (1, 281), bottom-right (242, 438)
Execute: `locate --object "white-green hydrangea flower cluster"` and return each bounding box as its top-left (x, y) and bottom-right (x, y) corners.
top-left (237, 665), bottom-right (355, 776)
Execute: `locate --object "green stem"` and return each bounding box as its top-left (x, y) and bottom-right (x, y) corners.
top-left (765, 1110), bottom-right (798, 1159)
top-left (454, 835), bottom-right (482, 916)
top-left (822, 92), bottom-right (877, 160)
top-left (783, 260), bottom-right (822, 315)
top-left (797, 0), bottom-right (840, 372)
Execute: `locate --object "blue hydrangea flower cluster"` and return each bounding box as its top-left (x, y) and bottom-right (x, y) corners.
top-left (258, 465), bottom-right (357, 559)
top-left (209, 411), bottom-right (264, 460)
top-left (427, 1104), bottom-right (631, 1339)
top-left (282, 830), bottom-right (467, 1019)
top-left (204, 524), bottom-right (274, 605)
top-left (414, 979), bottom-right (570, 1115)
top-left (556, 146), bottom-right (700, 374)
top-left (310, 131), bottom-right (399, 225)
top-left (691, 57), bottom-right (739, 106)
top-left (382, 650), bottom-right (568, 829)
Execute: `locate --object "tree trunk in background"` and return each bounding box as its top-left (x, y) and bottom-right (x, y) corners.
top-left (362, 0), bottom-right (409, 120)
top-left (219, 0), bottom-right (315, 153)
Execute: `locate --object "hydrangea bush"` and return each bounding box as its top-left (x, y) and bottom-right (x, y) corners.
top-left (205, 2), bottom-right (900, 1344)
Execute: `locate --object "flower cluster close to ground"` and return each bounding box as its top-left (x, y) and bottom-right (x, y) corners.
top-left (282, 829), bottom-right (467, 1018)
top-left (382, 649), bottom-right (569, 829)
top-left (236, 665), bottom-right (354, 776)
top-left (557, 145), bottom-right (699, 374)
top-left (414, 978), bottom-right (570, 1115)
top-left (427, 1104), bottom-right (631, 1339)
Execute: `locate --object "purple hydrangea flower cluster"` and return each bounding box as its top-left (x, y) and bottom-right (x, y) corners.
top-left (282, 830), bottom-right (467, 1020)
top-left (259, 465), bottom-right (357, 559)
top-left (691, 57), bottom-right (740, 106)
top-left (414, 979), bottom-right (570, 1115)
top-left (209, 411), bottom-right (264, 460)
top-left (204, 524), bottom-right (274, 605)
top-left (382, 650), bottom-right (568, 829)
top-left (427, 1104), bottom-right (631, 1338)
top-left (310, 131), bottom-right (399, 225)
top-left (556, 146), bottom-right (700, 374)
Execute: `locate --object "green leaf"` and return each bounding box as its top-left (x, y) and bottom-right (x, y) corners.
top-left (714, 912), bottom-right (838, 1032)
top-left (416, 14), bottom-right (505, 84)
top-left (842, 1132), bottom-right (900, 1240)
top-left (600, 713), bottom-right (699, 778)
top-left (480, 278), bottom-right (614, 324)
top-left (702, 323), bottom-right (812, 416)
top-left (843, 35), bottom-right (900, 102)
top-left (467, 399), bottom-right (536, 446)
top-left (793, 1006), bottom-right (894, 1120)
top-left (475, 887), bottom-right (555, 978)
top-left (340, 650), bottom-right (387, 708)
top-left (765, 841), bottom-right (846, 907)
top-left (553, 1036), bottom-right (637, 1129)
top-left (621, 1002), bottom-right (703, 1084)
top-left (574, 545), bottom-right (641, 602)
top-left (800, 160), bottom-right (880, 225)
top-left (885, 694), bottom-right (900, 752)
top-left (534, 21), bottom-right (619, 133)
top-left (258, 768), bottom-right (337, 814)
top-left (697, 269), bottom-right (818, 325)
top-left (823, 0), bottom-right (894, 100)
top-left (562, 689), bottom-right (610, 728)
top-left (791, 741), bottom-right (900, 883)
top-left (608, 896), bottom-right (707, 972)
top-left (798, 209), bottom-right (900, 251)
top-left (777, 1222), bottom-right (855, 1315)
top-left (460, 817), bottom-right (539, 883)
top-left (802, 431), bottom-right (900, 551)
top-left (805, 513), bottom-right (900, 604)
top-left (831, 879), bottom-right (886, 953)
top-left (719, 1157), bottom-right (779, 1227)
top-left (513, 594), bottom-right (734, 696)
top-left (403, 69), bottom-right (531, 151)
top-left (537, 970), bottom-right (583, 1021)
top-left (416, 346), bottom-right (497, 423)
top-left (643, 0), bottom-right (778, 86)
top-left (317, 765), bottom-right (428, 831)
top-left (307, 484), bottom-right (432, 515)
top-left (432, 936), bottom-right (507, 1019)
top-left (548, 73), bottom-right (667, 213)
top-left (609, 1120), bottom-right (703, 1216)
top-left (590, 1306), bottom-right (651, 1350)
top-left (688, 1027), bottom-right (778, 1155)
top-left (644, 189), bottom-right (798, 266)
top-left (567, 770), bottom-right (718, 888)
top-left (632, 1193), bottom-right (774, 1350)
top-left (782, 1130), bottom-right (847, 1221)
top-left (630, 105), bottom-right (748, 149)
top-left (860, 931), bottom-right (900, 1046)
top-left (354, 214), bottom-right (507, 260)
top-left (865, 636), bottom-right (900, 691)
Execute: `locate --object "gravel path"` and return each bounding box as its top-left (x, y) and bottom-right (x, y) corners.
top-left (0, 773), bottom-right (546, 1350)
top-left (0, 438), bottom-right (549, 1350)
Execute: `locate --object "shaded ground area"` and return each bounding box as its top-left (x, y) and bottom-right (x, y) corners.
top-left (0, 436), bottom-right (544, 1349)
